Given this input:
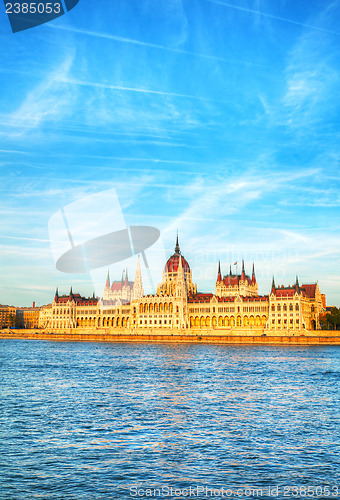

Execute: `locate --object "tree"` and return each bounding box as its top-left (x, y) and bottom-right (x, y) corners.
top-left (8, 313), bottom-right (16, 328)
top-left (321, 307), bottom-right (340, 330)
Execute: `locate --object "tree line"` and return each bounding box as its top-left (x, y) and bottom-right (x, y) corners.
top-left (320, 307), bottom-right (340, 330)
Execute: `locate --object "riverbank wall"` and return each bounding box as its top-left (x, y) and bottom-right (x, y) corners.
top-left (1, 328), bottom-right (340, 345)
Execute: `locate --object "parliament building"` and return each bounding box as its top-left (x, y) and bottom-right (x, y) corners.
top-left (40, 236), bottom-right (324, 332)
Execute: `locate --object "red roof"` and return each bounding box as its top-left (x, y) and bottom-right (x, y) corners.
top-left (222, 274), bottom-right (251, 286)
top-left (300, 284), bottom-right (317, 298)
top-left (188, 293), bottom-right (213, 303)
top-left (56, 294), bottom-right (98, 305)
top-left (274, 286), bottom-right (299, 298)
top-left (109, 280), bottom-right (134, 291)
top-left (165, 254), bottom-right (190, 273)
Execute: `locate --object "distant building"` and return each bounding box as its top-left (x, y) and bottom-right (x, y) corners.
top-left (38, 304), bottom-right (52, 329)
top-left (0, 305), bottom-right (16, 328)
top-left (16, 303), bottom-right (41, 329)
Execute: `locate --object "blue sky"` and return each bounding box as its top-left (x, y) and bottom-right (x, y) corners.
top-left (0, 0), bottom-right (340, 307)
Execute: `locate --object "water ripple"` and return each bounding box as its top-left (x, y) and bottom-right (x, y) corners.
top-left (0, 341), bottom-right (339, 499)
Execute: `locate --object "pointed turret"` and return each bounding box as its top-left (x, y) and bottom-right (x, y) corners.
top-left (295, 276), bottom-right (300, 292)
top-left (121, 270), bottom-right (125, 283)
top-left (178, 253), bottom-right (183, 274)
top-left (105, 270), bottom-right (110, 288)
top-left (69, 287), bottom-right (73, 298)
top-left (217, 261), bottom-right (222, 282)
top-left (176, 253), bottom-right (186, 297)
top-left (54, 287), bottom-right (59, 302)
top-left (229, 264), bottom-right (232, 276)
top-left (241, 260), bottom-right (246, 281)
top-left (271, 276), bottom-right (276, 294)
top-left (124, 269), bottom-right (128, 286)
top-left (175, 232), bottom-right (181, 254)
top-left (252, 263), bottom-right (256, 284)
top-left (132, 255), bottom-right (144, 300)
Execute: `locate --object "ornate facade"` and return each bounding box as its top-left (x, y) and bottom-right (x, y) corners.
top-left (103, 257), bottom-right (144, 304)
top-left (40, 236), bottom-right (324, 332)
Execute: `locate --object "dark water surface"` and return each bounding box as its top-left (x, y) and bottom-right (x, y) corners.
top-left (0, 340), bottom-right (339, 499)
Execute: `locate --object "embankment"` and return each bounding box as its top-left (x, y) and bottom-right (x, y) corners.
top-left (1, 328), bottom-right (340, 345)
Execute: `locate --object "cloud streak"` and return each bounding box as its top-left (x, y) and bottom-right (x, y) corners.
top-left (205, 0), bottom-right (340, 35)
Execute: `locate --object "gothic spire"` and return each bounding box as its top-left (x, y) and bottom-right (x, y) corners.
top-left (132, 255), bottom-right (144, 300)
top-left (106, 270), bottom-right (110, 288)
top-left (252, 263), bottom-right (256, 284)
top-left (271, 276), bottom-right (276, 293)
top-left (217, 261), bottom-right (222, 282)
top-left (241, 259), bottom-right (246, 280)
top-left (175, 232), bottom-right (181, 254)
top-left (295, 275), bottom-right (300, 291)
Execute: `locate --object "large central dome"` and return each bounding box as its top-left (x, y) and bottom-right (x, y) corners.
top-left (165, 236), bottom-right (190, 273)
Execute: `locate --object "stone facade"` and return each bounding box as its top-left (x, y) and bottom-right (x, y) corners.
top-left (40, 236), bottom-right (324, 332)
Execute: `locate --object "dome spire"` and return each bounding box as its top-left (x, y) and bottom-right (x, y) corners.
top-left (175, 232), bottom-right (181, 254)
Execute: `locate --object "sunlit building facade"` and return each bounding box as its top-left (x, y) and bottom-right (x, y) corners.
top-left (41, 236), bottom-right (324, 332)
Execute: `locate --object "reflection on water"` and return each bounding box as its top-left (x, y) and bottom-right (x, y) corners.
top-left (0, 341), bottom-right (339, 499)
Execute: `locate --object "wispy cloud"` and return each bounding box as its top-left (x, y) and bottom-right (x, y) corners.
top-left (205, 0), bottom-right (340, 35)
top-left (49, 25), bottom-right (265, 68)
top-left (6, 55), bottom-right (76, 136)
